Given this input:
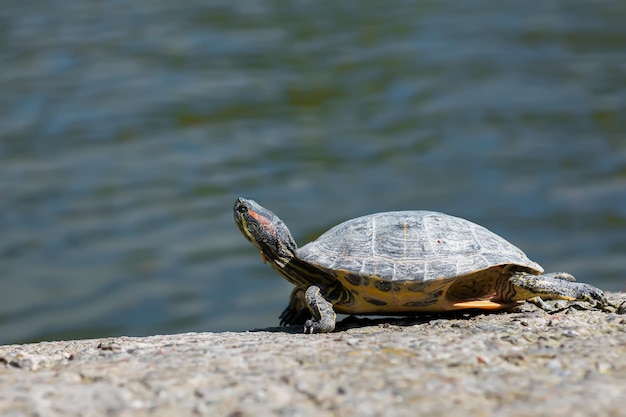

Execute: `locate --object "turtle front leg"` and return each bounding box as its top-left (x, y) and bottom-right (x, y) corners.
top-left (279, 287), bottom-right (310, 326)
top-left (509, 272), bottom-right (607, 309)
top-left (304, 285), bottom-right (336, 334)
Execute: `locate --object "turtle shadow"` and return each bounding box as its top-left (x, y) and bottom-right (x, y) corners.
top-left (250, 310), bottom-right (491, 334)
top-left (248, 295), bottom-right (623, 334)
top-left (334, 310), bottom-right (495, 331)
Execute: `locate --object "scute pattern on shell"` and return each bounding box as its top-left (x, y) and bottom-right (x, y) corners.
top-left (297, 211), bottom-right (542, 282)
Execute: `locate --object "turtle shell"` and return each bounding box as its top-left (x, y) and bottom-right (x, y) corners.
top-left (297, 211), bottom-right (543, 313)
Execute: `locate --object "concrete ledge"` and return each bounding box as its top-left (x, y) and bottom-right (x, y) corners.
top-left (1, 293), bottom-right (625, 417)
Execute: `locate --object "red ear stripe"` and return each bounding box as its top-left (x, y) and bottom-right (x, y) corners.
top-left (248, 210), bottom-right (276, 237)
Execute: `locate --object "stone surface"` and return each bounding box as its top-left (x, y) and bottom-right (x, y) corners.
top-left (1, 293), bottom-right (625, 417)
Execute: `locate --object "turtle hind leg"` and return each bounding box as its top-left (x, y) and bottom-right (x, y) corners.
top-left (509, 272), bottom-right (607, 309)
top-left (304, 285), bottom-right (336, 334)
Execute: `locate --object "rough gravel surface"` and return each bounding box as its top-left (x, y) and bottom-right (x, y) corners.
top-left (1, 293), bottom-right (625, 417)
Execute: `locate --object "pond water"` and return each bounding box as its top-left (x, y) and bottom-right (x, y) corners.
top-left (1, 0), bottom-right (625, 344)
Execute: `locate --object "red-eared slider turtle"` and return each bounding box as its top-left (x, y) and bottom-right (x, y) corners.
top-left (234, 198), bottom-right (607, 333)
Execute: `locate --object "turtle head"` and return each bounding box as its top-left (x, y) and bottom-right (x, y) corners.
top-left (234, 198), bottom-right (298, 267)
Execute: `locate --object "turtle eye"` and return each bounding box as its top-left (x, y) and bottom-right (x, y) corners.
top-left (237, 205), bottom-right (249, 214)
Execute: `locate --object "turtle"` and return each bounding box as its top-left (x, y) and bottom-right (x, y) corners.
top-left (233, 197), bottom-right (607, 333)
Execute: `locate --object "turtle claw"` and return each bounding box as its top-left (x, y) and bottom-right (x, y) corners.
top-left (597, 299), bottom-right (626, 314)
top-left (304, 320), bottom-right (315, 334)
top-left (279, 307), bottom-right (297, 326)
top-left (303, 318), bottom-right (334, 334)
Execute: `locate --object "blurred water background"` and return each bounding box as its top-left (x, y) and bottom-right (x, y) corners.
top-left (1, 1), bottom-right (625, 345)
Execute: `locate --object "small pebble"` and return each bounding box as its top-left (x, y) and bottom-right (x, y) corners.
top-left (346, 338), bottom-right (359, 347)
